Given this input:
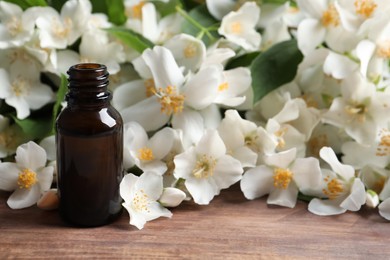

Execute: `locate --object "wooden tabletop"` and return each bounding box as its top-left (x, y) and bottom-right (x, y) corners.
top-left (1, 184), bottom-right (389, 259)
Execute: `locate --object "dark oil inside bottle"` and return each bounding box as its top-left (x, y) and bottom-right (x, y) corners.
top-left (56, 63), bottom-right (123, 227)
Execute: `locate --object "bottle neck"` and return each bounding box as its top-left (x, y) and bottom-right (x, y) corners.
top-left (66, 63), bottom-right (111, 107)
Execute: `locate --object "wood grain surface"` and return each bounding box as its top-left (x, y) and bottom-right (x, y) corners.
top-left (1, 184), bottom-right (389, 259)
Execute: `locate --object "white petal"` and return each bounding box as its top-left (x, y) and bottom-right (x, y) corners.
top-left (141, 3), bottom-right (158, 42)
top-left (171, 109), bottom-right (204, 147)
top-left (159, 187), bottom-right (186, 207)
top-left (136, 171), bottom-right (164, 200)
top-left (240, 165), bottom-right (274, 200)
top-left (323, 51), bottom-right (358, 79)
top-left (195, 129), bottom-right (226, 158)
top-left (379, 198), bottom-right (390, 220)
top-left (112, 80), bottom-right (147, 111)
top-left (212, 155), bottom-right (243, 189)
top-left (149, 127), bottom-right (175, 160)
top-left (185, 178), bottom-right (218, 205)
top-left (319, 147), bottom-right (355, 180)
top-left (173, 147), bottom-right (197, 180)
top-left (7, 185), bottom-right (40, 209)
top-left (231, 146), bottom-right (258, 168)
top-left (297, 19), bottom-right (326, 55)
top-left (15, 141), bottom-right (47, 170)
top-left (291, 157), bottom-right (321, 192)
top-left (264, 148), bottom-right (296, 169)
top-left (267, 183), bottom-right (298, 208)
top-left (5, 96), bottom-right (30, 120)
top-left (340, 178), bottom-right (366, 211)
top-left (37, 166), bottom-right (54, 193)
top-left (206, 0), bottom-right (236, 20)
top-left (24, 83), bottom-right (54, 109)
top-left (184, 66), bottom-right (220, 110)
top-left (0, 162), bottom-right (20, 191)
top-left (142, 46), bottom-right (184, 89)
top-left (308, 198), bottom-right (347, 216)
top-left (356, 40), bottom-right (376, 77)
top-left (296, 0), bottom-right (327, 19)
top-left (120, 173), bottom-right (138, 202)
top-left (39, 135), bottom-right (56, 161)
top-left (120, 96), bottom-right (170, 131)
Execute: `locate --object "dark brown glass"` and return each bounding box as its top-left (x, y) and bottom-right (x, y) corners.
top-left (56, 63), bottom-right (123, 227)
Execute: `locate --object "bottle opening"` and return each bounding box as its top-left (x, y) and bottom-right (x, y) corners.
top-left (73, 63), bottom-right (104, 70)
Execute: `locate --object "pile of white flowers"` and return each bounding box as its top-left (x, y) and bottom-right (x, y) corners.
top-left (1, 0), bottom-right (390, 229)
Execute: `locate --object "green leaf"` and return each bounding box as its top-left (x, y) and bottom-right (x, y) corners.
top-left (51, 74), bottom-right (68, 134)
top-left (4, 0), bottom-right (47, 9)
top-left (154, 0), bottom-right (183, 17)
top-left (105, 0), bottom-right (126, 25)
top-left (225, 51), bottom-right (261, 70)
top-left (250, 39), bottom-right (303, 104)
top-left (180, 5), bottom-right (219, 46)
top-left (105, 27), bottom-right (154, 53)
top-left (13, 116), bottom-right (52, 140)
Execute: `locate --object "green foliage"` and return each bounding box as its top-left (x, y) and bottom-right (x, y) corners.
top-left (105, 27), bottom-right (154, 53)
top-left (250, 39), bottom-right (303, 104)
top-left (226, 52), bottom-right (261, 70)
top-left (51, 74), bottom-right (68, 134)
top-left (4, 0), bottom-right (47, 10)
top-left (91, 0), bottom-right (127, 25)
top-left (180, 5), bottom-right (219, 46)
top-left (154, 0), bottom-right (183, 17)
top-left (13, 116), bottom-right (52, 141)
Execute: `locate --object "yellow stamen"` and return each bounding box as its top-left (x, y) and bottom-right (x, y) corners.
top-left (273, 168), bottom-right (293, 189)
top-left (301, 94), bottom-right (318, 108)
top-left (322, 4), bottom-right (340, 27)
top-left (184, 43), bottom-right (197, 58)
top-left (18, 169), bottom-right (37, 189)
top-left (11, 77), bottom-right (30, 97)
top-left (376, 129), bottom-right (390, 156)
top-left (192, 154), bottom-right (217, 179)
top-left (244, 132), bottom-right (260, 152)
top-left (129, 1), bottom-right (145, 20)
top-left (230, 22), bottom-right (242, 34)
top-left (354, 0), bottom-right (377, 18)
top-left (154, 86), bottom-right (185, 115)
top-left (218, 82), bottom-right (229, 92)
top-left (53, 17), bottom-right (71, 38)
top-left (274, 127), bottom-right (288, 149)
top-left (132, 189), bottom-right (150, 212)
top-left (138, 147), bottom-right (154, 161)
top-left (323, 178), bottom-right (344, 200)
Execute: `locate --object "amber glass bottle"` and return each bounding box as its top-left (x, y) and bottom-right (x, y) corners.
top-left (56, 63), bottom-right (123, 227)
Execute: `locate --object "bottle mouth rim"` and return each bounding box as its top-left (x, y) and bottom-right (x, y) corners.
top-left (71, 63), bottom-right (105, 71)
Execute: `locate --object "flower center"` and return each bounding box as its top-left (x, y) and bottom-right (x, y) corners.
top-left (301, 94), bottom-right (318, 108)
top-left (322, 4), bottom-right (340, 27)
top-left (273, 168), bottom-right (293, 189)
top-left (132, 189), bottom-right (150, 212)
top-left (345, 103), bottom-right (367, 123)
top-left (192, 154), bottom-right (217, 179)
top-left (323, 177), bottom-right (344, 200)
top-left (218, 82), bottom-right (229, 92)
top-left (138, 147), bottom-right (154, 161)
top-left (230, 22), bottom-right (242, 34)
top-left (154, 86), bottom-right (185, 115)
top-left (354, 0), bottom-right (377, 18)
top-left (184, 43), bottom-right (197, 58)
top-left (244, 132), bottom-right (260, 152)
top-left (376, 129), bottom-right (390, 156)
top-left (18, 169), bottom-right (37, 189)
top-left (11, 77), bottom-right (30, 97)
top-left (6, 16), bottom-right (23, 36)
top-left (308, 134), bottom-right (328, 158)
top-left (376, 41), bottom-right (390, 59)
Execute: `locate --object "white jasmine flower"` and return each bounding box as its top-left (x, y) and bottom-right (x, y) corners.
top-left (0, 141), bottom-right (54, 209)
top-left (123, 122), bottom-right (175, 174)
top-left (24, 32), bottom-right (58, 73)
top-left (120, 171), bottom-right (172, 230)
top-left (158, 187), bottom-right (186, 207)
top-left (35, 0), bottom-right (92, 49)
top-left (125, 1), bottom-right (158, 42)
top-left (218, 2), bottom-right (261, 52)
top-left (296, 0), bottom-right (359, 55)
top-left (173, 129), bottom-right (243, 205)
top-left (0, 1), bottom-right (37, 48)
top-left (359, 166), bottom-right (390, 201)
top-left (39, 135), bottom-right (56, 162)
top-left (308, 147), bottom-right (366, 216)
top-left (323, 51), bottom-right (359, 80)
top-left (0, 61), bottom-right (54, 120)
top-left (323, 72), bottom-right (390, 145)
top-left (163, 34), bottom-right (206, 73)
top-left (240, 148), bottom-right (322, 208)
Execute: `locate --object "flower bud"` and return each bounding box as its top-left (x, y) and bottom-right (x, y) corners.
top-left (365, 190), bottom-right (379, 208)
top-left (159, 187), bottom-right (186, 207)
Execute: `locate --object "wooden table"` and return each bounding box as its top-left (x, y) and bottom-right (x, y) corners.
top-left (1, 185), bottom-right (389, 259)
